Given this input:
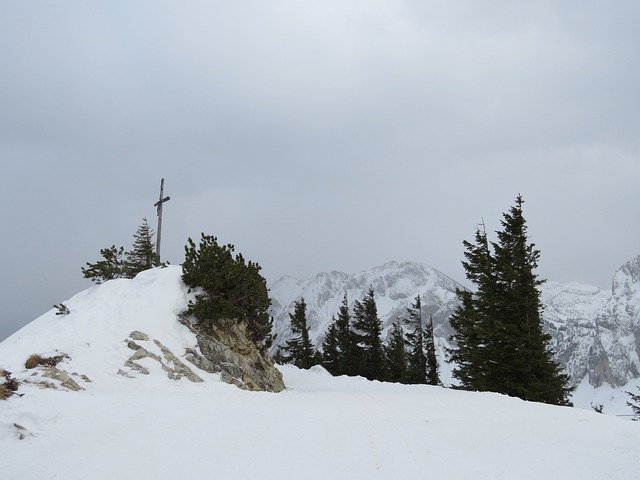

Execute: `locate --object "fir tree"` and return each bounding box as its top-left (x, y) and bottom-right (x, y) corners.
top-left (352, 287), bottom-right (386, 381)
top-left (321, 294), bottom-right (359, 376)
top-left (81, 245), bottom-right (126, 283)
top-left (448, 195), bottom-right (572, 406)
top-left (321, 322), bottom-right (341, 375)
top-left (385, 319), bottom-right (407, 383)
top-left (124, 218), bottom-right (159, 278)
top-left (334, 293), bottom-right (359, 376)
top-left (181, 234), bottom-right (274, 348)
top-left (448, 225), bottom-right (497, 392)
top-left (404, 295), bottom-right (427, 384)
top-left (626, 387), bottom-right (640, 420)
top-left (278, 298), bottom-right (317, 369)
top-left (424, 314), bottom-right (440, 386)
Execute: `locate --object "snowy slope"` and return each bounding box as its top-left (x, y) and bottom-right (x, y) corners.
top-left (2, 266), bottom-right (640, 479)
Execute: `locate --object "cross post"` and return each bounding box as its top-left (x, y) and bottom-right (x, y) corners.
top-left (154, 178), bottom-right (171, 263)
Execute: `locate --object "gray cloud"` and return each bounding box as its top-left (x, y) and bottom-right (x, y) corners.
top-left (1, 1), bottom-right (639, 340)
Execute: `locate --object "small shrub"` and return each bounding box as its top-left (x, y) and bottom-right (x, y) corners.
top-left (25, 353), bottom-right (68, 370)
top-left (54, 303), bottom-right (70, 316)
top-left (0, 370), bottom-right (19, 400)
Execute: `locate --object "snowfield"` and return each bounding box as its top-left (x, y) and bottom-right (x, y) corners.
top-left (1, 267), bottom-right (639, 479)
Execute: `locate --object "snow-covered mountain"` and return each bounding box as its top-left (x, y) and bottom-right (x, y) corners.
top-left (269, 256), bottom-right (640, 395)
top-left (269, 261), bottom-right (461, 380)
top-left (2, 266), bottom-right (639, 479)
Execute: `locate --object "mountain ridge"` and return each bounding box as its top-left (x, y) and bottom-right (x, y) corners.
top-left (269, 255), bottom-right (640, 394)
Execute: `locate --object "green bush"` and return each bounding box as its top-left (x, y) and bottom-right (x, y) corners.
top-left (182, 234), bottom-right (274, 347)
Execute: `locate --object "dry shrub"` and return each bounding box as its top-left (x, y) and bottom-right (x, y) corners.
top-left (0, 370), bottom-right (19, 400)
top-left (24, 353), bottom-right (68, 369)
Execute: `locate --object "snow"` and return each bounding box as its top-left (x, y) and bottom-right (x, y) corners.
top-left (2, 266), bottom-right (640, 479)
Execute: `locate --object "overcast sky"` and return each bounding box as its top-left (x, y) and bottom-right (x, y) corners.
top-left (1, 1), bottom-right (639, 341)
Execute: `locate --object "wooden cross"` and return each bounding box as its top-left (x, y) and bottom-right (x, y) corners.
top-left (154, 178), bottom-right (171, 262)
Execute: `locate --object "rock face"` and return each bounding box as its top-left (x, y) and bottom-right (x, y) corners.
top-left (590, 255), bottom-right (640, 386)
top-left (185, 319), bottom-right (285, 393)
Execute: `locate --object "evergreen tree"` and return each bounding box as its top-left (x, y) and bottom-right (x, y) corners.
top-left (352, 287), bottom-right (386, 381)
top-left (321, 293), bottom-right (358, 376)
top-left (448, 225), bottom-right (497, 391)
top-left (404, 295), bottom-right (427, 384)
top-left (424, 314), bottom-right (440, 386)
top-left (448, 195), bottom-right (572, 406)
top-left (278, 298), bottom-right (317, 369)
top-left (385, 319), bottom-right (407, 383)
top-left (626, 387), bottom-right (640, 420)
top-left (321, 322), bottom-right (341, 375)
top-left (335, 293), bottom-right (359, 376)
top-left (81, 245), bottom-right (126, 283)
top-left (124, 218), bottom-right (159, 278)
top-left (182, 234), bottom-right (274, 348)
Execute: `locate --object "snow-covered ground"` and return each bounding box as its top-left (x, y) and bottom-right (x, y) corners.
top-left (1, 267), bottom-right (639, 479)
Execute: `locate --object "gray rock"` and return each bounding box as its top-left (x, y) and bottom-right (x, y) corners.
top-left (129, 331), bottom-right (149, 341)
top-left (186, 318), bottom-right (285, 393)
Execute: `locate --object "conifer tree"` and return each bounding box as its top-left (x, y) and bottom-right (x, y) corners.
top-left (385, 319), bottom-right (408, 383)
top-left (321, 294), bottom-right (358, 376)
top-left (182, 234), bottom-right (274, 348)
top-left (448, 195), bottom-right (571, 406)
top-left (278, 298), bottom-right (317, 369)
top-left (82, 245), bottom-right (126, 283)
top-left (626, 387), bottom-right (640, 420)
top-left (321, 322), bottom-right (341, 375)
top-left (124, 218), bottom-right (159, 278)
top-left (352, 287), bottom-right (386, 381)
top-left (335, 293), bottom-right (359, 376)
top-left (424, 314), bottom-right (440, 386)
top-left (404, 296), bottom-right (427, 384)
top-left (448, 225), bottom-right (497, 391)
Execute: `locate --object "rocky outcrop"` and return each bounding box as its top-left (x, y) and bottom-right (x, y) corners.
top-left (21, 355), bottom-right (92, 392)
top-left (119, 331), bottom-right (204, 383)
top-left (184, 319), bottom-right (285, 393)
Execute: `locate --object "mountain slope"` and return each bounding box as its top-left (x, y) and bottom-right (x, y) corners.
top-left (2, 266), bottom-right (640, 479)
top-left (270, 257), bottom-right (640, 394)
top-left (269, 261), bottom-right (461, 379)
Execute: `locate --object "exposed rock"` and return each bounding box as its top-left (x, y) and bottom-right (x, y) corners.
top-left (121, 333), bottom-right (204, 383)
top-left (42, 366), bottom-right (84, 391)
top-left (185, 318), bottom-right (285, 393)
top-left (12, 423), bottom-right (34, 440)
top-left (129, 331), bottom-right (149, 341)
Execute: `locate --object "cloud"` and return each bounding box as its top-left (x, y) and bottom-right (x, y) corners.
top-left (1, 1), bottom-right (639, 340)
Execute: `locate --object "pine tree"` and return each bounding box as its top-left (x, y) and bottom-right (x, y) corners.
top-left (352, 287), bottom-right (386, 381)
top-left (385, 319), bottom-right (407, 383)
top-left (448, 195), bottom-right (572, 406)
top-left (404, 296), bottom-right (427, 384)
top-left (278, 298), bottom-right (317, 369)
top-left (81, 245), bottom-right (126, 283)
top-left (181, 234), bottom-right (274, 348)
top-left (448, 225), bottom-right (498, 392)
top-left (335, 293), bottom-right (359, 376)
top-left (321, 322), bottom-right (341, 375)
top-left (321, 293), bottom-right (359, 376)
top-left (124, 218), bottom-right (159, 278)
top-left (626, 387), bottom-right (640, 420)
top-left (424, 314), bottom-right (440, 385)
